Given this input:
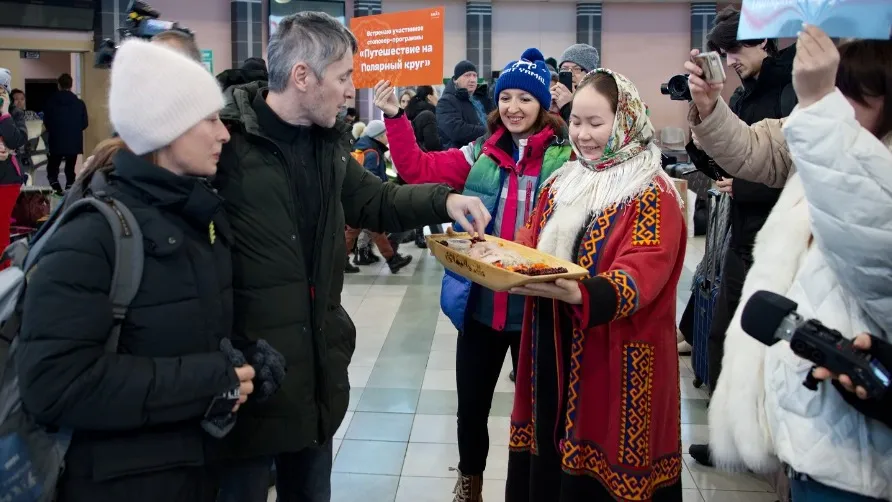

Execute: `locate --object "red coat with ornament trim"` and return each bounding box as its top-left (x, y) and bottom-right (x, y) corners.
top-left (510, 174), bottom-right (686, 501)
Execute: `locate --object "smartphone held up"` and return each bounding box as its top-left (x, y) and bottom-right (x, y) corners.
top-left (558, 70), bottom-right (574, 91)
top-left (693, 51), bottom-right (726, 84)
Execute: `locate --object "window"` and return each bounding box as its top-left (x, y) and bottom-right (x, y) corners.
top-left (269, 0), bottom-right (346, 37)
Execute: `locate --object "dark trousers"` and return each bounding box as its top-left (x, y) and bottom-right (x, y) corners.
top-left (707, 247), bottom-right (752, 390)
top-left (46, 154), bottom-right (77, 190)
top-left (216, 442), bottom-right (333, 502)
top-left (58, 466), bottom-right (218, 502)
top-left (456, 318), bottom-right (520, 475)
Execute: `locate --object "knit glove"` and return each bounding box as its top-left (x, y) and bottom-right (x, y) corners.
top-left (246, 339), bottom-right (287, 403)
top-left (227, 337), bottom-right (287, 403)
top-left (201, 338), bottom-right (247, 438)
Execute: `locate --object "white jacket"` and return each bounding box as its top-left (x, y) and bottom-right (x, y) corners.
top-left (785, 90), bottom-right (892, 337)
top-left (709, 91), bottom-right (892, 500)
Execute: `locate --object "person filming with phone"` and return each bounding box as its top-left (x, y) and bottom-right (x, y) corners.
top-left (550, 43), bottom-right (600, 123)
top-left (682, 6), bottom-right (801, 469)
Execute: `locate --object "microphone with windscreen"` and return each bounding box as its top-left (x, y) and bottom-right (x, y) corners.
top-left (741, 290), bottom-right (890, 399)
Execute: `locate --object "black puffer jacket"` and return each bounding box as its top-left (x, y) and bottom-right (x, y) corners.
top-left (215, 82), bottom-right (454, 458)
top-left (16, 150), bottom-right (239, 496)
top-left (723, 45), bottom-right (797, 254)
top-left (436, 80), bottom-right (493, 149)
top-left (43, 89), bottom-right (88, 156)
top-left (0, 106), bottom-right (27, 184)
top-left (405, 98), bottom-right (441, 151)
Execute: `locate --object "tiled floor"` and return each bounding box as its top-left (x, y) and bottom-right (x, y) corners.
top-left (271, 236), bottom-right (781, 502)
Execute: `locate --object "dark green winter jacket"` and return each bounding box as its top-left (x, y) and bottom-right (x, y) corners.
top-left (215, 82), bottom-right (453, 457)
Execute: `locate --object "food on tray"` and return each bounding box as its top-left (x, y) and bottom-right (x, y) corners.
top-left (437, 237), bottom-right (568, 276)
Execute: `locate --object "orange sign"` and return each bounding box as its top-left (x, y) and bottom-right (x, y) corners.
top-left (351, 7), bottom-right (444, 89)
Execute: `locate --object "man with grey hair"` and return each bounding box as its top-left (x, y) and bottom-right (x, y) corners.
top-left (214, 12), bottom-right (490, 502)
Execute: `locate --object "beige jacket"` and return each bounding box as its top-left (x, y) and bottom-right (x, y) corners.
top-left (688, 100), bottom-right (791, 188)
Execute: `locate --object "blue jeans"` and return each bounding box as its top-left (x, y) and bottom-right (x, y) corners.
top-left (791, 477), bottom-right (884, 502)
top-left (217, 442), bottom-right (333, 502)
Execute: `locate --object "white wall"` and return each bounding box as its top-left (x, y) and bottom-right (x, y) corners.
top-left (382, 0), bottom-right (466, 79)
top-left (492, 2), bottom-right (575, 70)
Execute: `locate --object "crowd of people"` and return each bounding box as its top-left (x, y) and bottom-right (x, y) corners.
top-left (0, 6), bottom-right (889, 502)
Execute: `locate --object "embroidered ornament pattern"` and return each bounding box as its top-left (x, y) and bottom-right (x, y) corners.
top-left (618, 342), bottom-right (655, 467)
top-left (600, 270), bottom-right (639, 320)
top-left (509, 422), bottom-right (534, 452)
top-left (560, 438), bottom-right (682, 501)
top-left (632, 185), bottom-right (661, 246)
top-left (577, 206), bottom-right (619, 273)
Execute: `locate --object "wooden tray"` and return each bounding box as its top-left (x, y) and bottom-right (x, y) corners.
top-left (427, 233), bottom-right (588, 292)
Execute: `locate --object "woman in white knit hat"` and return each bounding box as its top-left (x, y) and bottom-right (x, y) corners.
top-left (14, 39), bottom-right (260, 502)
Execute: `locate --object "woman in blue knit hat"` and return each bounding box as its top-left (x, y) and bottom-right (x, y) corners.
top-left (373, 49), bottom-right (570, 502)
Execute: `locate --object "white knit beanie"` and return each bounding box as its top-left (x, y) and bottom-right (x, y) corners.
top-left (109, 39), bottom-right (225, 155)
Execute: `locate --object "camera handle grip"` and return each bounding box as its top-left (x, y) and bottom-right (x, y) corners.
top-left (802, 366), bottom-right (821, 392)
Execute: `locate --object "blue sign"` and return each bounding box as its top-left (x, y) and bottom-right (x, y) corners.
top-left (739, 0), bottom-right (892, 40)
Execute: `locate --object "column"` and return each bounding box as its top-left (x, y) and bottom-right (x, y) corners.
top-left (691, 2), bottom-right (717, 51)
top-left (354, 0), bottom-right (382, 18)
top-left (354, 0), bottom-right (383, 122)
top-left (93, 0), bottom-right (131, 56)
top-left (575, 2), bottom-right (602, 57)
top-left (466, 1), bottom-right (492, 79)
top-left (231, 0), bottom-right (263, 70)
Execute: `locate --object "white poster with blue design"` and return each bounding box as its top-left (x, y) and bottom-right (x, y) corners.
top-left (738, 0), bottom-right (892, 40)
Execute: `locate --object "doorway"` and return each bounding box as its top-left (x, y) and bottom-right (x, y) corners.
top-left (23, 79), bottom-right (58, 116)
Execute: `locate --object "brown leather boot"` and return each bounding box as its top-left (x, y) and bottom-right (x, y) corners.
top-left (452, 469), bottom-right (483, 502)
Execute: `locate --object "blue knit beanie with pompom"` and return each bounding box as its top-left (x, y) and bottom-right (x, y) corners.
top-left (493, 48), bottom-right (552, 110)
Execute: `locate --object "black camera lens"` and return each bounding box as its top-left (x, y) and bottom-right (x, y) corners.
top-left (661, 74), bottom-right (693, 102)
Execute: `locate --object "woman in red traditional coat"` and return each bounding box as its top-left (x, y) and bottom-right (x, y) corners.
top-left (506, 69), bottom-right (686, 502)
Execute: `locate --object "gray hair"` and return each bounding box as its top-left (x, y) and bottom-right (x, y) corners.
top-left (267, 12), bottom-right (358, 92)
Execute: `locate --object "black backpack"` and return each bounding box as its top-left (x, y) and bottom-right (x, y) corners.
top-left (0, 172), bottom-right (143, 502)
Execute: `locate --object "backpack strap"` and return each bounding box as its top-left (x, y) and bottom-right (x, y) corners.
top-left (23, 185), bottom-right (144, 353)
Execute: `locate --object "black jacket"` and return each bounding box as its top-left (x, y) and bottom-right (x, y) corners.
top-left (405, 98), bottom-right (441, 152)
top-left (215, 82), bottom-right (454, 457)
top-left (216, 68), bottom-right (270, 91)
top-left (705, 46), bottom-right (798, 255)
top-left (16, 150), bottom-right (239, 494)
top-left (436, 80), bottom-right (494, 149)
top-left (43, 89), bottom-right (89, 156)
top-left (0, 107), bottom-right (27, 184)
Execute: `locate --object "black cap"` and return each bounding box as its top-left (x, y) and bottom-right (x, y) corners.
top-left (453, 60), bottom-right (477, 80)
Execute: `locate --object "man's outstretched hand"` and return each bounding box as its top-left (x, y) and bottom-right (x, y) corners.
top-left (445, 194), bottom-right (491, 238)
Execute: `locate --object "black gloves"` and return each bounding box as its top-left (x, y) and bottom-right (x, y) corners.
top-left (832, 334), bottom-right (892, 429)
top-left (223, 337), bottom-right (286, 403)
top-left (246, 339), bottom-right (287, 403)
top-left (201, 338), bottom-right (287, 439)
top-left (201, 338), bottom-right (246, 438)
